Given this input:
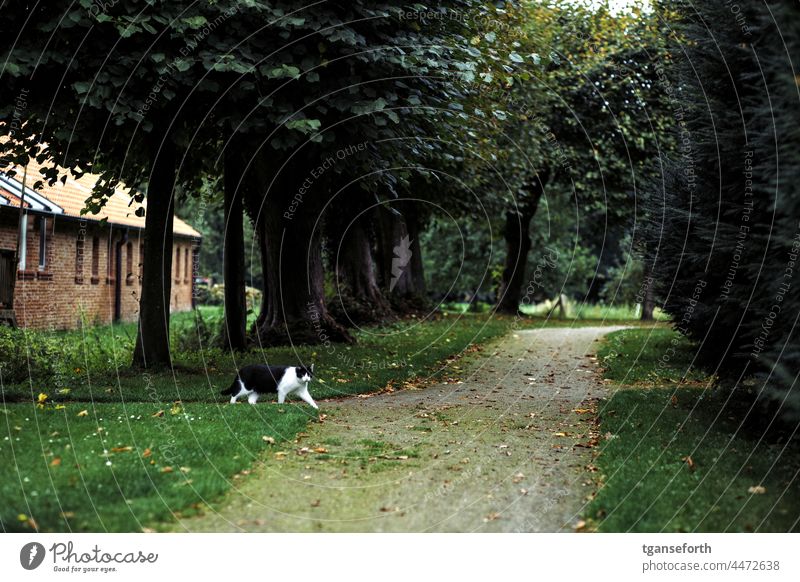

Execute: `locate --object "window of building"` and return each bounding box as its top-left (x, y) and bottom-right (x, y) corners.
top-left (91, 236), bottom-right (100, 284)
top-left (175, 245), bottom-right (181, 283)
top-left (38, 217), bottom-right (47, 270)
top-left (75, 238), bottom-right (84, 283)
top-left (184, 247), bottom-right (190, 282)
top-left (126, 241), bottom-right (134, 285)
top-left (107, 234), bottom-right (114, 283)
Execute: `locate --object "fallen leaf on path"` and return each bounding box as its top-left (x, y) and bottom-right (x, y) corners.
top-left (574, 520), bottom-right (587, 531)
top-left (77, 410), bottom-right (89, 417)
top-left (310, 499), bottom-right (321, 507)
top-left (512, 472), bottom-right (524, 483)
top-left (262, 436), bottom-right (276, 445)
top-left (313, 447), bottom-right (328, 453)
top-left (111, 446), bottom-right (133, 453)
top-left (152, 410), bottom-right (164, 418)
top-left (160, 466), bottom-right (173, 473)
top-left (142, 448), bottom-right (152, 458)
top-left (50, 457), bottom-right (61, 467)
top-left (483, 512), bottom-right (501, 522)
top-left (748, 485), bottom-right (766, 494)
top-left (573, 408), bottom-right (592, 414)
top-left (681, 456), bottom-right (696, 472)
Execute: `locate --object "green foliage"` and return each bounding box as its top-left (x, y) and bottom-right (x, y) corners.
top-left (600, 233), bottom-right (646, 305)
top-left (421, 215), bottom-right (500, 296)
top-left (643, 1), bottom-right (800, 420)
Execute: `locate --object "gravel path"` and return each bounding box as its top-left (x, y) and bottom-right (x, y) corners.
top-left (173, 326), bottom-right (626, 532)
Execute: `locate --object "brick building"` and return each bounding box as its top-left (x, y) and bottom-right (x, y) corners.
top-left (0, 160), bottom-right (201, 330)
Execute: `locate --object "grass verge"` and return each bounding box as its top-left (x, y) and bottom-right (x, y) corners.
top-left (0, 313), bottom-right (510, 532)
top-left (587, 328), bottom-right (800, 532)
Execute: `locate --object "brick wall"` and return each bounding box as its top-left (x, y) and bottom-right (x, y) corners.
top-left (0, 209), bottom-right (197, 330)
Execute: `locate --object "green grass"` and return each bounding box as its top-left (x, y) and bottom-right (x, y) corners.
top-left (597, 327), bottom-right (707, 384)
top-left (0, 312), bottom-right (511, 532)
top-left (518, 300), bottom-right (670, 321)
top-left (0, 402), bottom-right (309, 533)
top-left (588, 328), bottom-right (800, 532)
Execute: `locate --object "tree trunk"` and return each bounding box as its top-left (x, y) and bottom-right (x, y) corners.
top-left (495, 174), bottom-right (547, 315)
top-left (641, 271), bottom-right (655, 321)
top-left (329, 211), bottom-right (393, 326)
top-left (254, 177), bottom-right (353, 346)
top-left (255, 213), bottom-right (269, 332)
top-left (376, 203), bottom-right (428, 313)
top-left (133, 138), bottom-right (176, 368)
top-left (221, 146), bottom-right (247, 351)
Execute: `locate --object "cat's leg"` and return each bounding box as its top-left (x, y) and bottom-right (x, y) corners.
top-left (297, 387), bottom-right (319, 410)
top-left (230, 379), bottom-right (246, 404)
top-left (277, 388), bottom-right (286, 405)
top-left (248, 392), bottom-right (259, 405)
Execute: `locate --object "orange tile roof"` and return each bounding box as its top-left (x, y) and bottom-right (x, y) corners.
top-left (1, 158), bottom-right (201, 238)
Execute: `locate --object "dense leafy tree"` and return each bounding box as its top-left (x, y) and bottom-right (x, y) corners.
top-left (643, 0), bottom-right (800, 420)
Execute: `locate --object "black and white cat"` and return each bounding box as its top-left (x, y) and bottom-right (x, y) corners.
top-left (221, 364), bottom-right (317, 409)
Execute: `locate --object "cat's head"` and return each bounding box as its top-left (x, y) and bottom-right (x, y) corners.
top-left (296, 363), bottom-right (314, 383)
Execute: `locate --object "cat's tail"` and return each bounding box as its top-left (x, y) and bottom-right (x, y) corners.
top-left (220, 378), bottom-right (239, 396)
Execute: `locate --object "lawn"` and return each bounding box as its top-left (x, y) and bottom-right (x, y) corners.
top-left (0, 311), bottom-right (511, 532)
top-left (587, 328), bottom-right (800, 532)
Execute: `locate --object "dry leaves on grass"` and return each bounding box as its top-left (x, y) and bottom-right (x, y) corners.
top-left (748, 485), bottom-right (766, 494)
top-left (681, 455), bottom-right (696, 472)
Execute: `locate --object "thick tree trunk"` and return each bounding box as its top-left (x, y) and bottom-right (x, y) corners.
top-left (494, 174), bottom-right (547, 315)
top-left (495, 209), bottom-right (534, 315)
top-left (221, 147), bottom-right (247, 351)
top-left (329, 212), bottom-right (393, 326)
top-left (253, 174), bottom-right (353, 346)
top-left (133, 138), bottom-right (176, 368)
top-left (376, 203), bottom-right (428, 313)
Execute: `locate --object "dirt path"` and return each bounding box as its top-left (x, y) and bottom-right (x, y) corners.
top-left (173, 326), bottom-right (626, 532)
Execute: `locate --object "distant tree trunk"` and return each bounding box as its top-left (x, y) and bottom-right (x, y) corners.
top-left (641, 271), bottom-right (655, 321)
top-left (329, 210), bottom-right (393, 326)
top-left (404, 204), bottom-right (427, 297)
top-left (221, 146), bottom-right (247, 351)
top-left (376, 203), bottom-right (428, 313)
top-left (133, 137), bottom-right (176, 368)
top-left (254, 213), bottom-right (269, 332)
top-left (495, 173), bottom-right (548, 315)
top-left (254, 178), bottom-right (353, 346)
